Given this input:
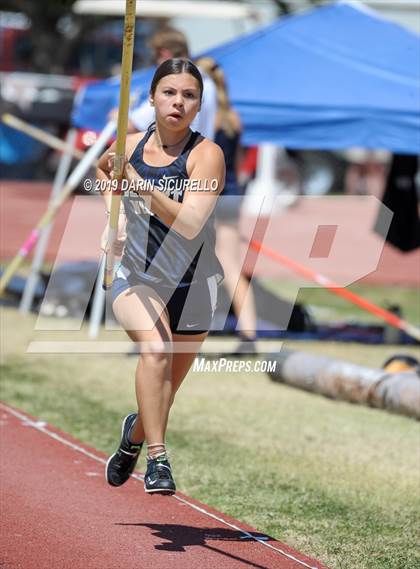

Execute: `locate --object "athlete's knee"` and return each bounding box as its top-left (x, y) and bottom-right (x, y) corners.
top-left (141, 340), bottom-right (172, 371)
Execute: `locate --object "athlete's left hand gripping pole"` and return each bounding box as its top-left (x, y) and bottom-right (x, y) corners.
top-left (103, 0), bottom-right (137, 290)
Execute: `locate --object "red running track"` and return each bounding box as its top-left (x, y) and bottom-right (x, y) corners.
top-left (0, 404), bottom-right (328, 569)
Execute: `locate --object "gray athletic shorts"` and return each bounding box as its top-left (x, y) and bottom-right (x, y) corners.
top-left (111, 264), bottom-right (218, 335)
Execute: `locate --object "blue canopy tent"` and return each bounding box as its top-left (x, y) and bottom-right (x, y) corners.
top-left (72, 1), bottom-right (420, 153)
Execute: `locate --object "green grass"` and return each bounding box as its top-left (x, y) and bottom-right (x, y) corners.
top-left (1, 305), bottom-right (420, 569)
top-left (264, 280), bottom-right (419, 324)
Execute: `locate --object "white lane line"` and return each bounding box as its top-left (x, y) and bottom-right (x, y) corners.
top-left (1, 403), bottom-right (321, 569)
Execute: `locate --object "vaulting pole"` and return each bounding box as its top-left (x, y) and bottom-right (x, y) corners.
top-left (0, 121), bottom-right (116, 296)
top-left (19, 128), bottom-right (77, 313)
top-left (250, 239), bottom-right (420, 343)
top-left (103, 0), bottom-right (137, 290)
top-left (2, 113), bottom-right (87, 162)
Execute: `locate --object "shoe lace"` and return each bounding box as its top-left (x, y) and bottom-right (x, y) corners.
top-left (150, 455), bottom-right (172, 480)
top-left (156, 463), bottom-right (171, 480)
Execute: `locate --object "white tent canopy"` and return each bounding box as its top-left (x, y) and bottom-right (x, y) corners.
top-left (72, 0), bottom-right (258, 19)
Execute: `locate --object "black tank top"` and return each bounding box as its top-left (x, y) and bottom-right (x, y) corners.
top-left (121, 124), bottom-right (223, 288)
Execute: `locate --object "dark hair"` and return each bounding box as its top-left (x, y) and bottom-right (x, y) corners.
top-left (150, 58), bottom-right (204, 102)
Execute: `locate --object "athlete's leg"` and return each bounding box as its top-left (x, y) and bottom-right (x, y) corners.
top-left (112, 285), bottom-right (173, 448)
top-left (216, 221), bottom-right (257, 339)
top-left (168, 332), bottom-right (208, 411)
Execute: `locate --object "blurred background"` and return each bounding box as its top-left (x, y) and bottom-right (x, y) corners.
top-left (1, 0), bottom-right (418, 333)
top-left (1, 0), bottom-right (419, 183)
top-left (1, 4), bottom-right (419, 568)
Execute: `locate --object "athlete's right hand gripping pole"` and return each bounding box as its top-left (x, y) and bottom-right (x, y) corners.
top-left (103, 0), bottom-right (137, 290)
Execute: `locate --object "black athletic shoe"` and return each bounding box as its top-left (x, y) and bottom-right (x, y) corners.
top-left (105, 413), bottom-right (143, 487)
top-left (144, 454), bottom-right (176, 495)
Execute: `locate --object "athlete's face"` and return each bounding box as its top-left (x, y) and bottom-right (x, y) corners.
top-left (150, 73), bottom-right (201, 130)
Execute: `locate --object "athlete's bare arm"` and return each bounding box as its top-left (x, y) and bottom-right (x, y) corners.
top-left (123, 138), bottom-right (225, 239)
